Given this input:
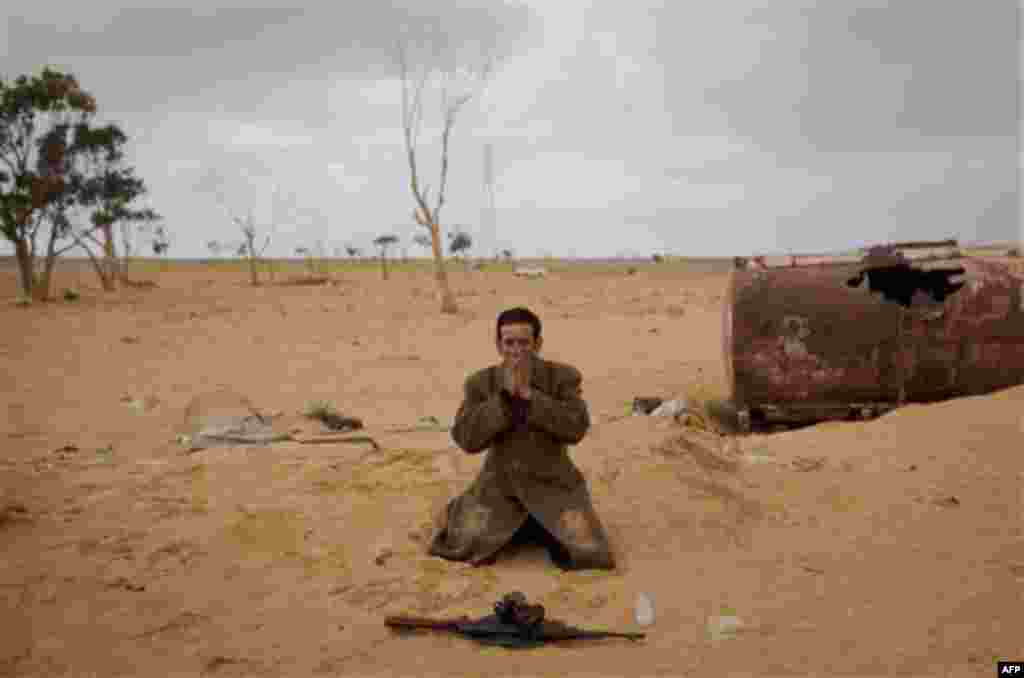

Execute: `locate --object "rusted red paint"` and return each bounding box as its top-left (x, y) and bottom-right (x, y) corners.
top-left (724, 243), bottom-right (1024, 426)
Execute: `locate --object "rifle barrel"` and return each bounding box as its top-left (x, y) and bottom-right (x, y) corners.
top-left (545, 628), bottom-right (646, 642)
top-left (385, 615), bottom-right (470, 631)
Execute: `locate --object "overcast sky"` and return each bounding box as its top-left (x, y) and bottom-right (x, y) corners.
top-left (2, 0), bottom-right (1018, 258)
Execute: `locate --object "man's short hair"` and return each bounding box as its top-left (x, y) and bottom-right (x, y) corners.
top-left (496, 307), bottom-right (542, 342)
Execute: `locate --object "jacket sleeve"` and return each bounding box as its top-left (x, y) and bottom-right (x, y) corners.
top-left (526, 366), bottom-right (590, 445)
top-left (450, 374), bottom-right (513, 454)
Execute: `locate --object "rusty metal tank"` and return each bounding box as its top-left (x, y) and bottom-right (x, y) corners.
top-left (724, 240), bottom-right (1024, 429)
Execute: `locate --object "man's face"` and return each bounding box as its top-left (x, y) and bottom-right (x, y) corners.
top-left (497, 323), bottom-right (541, 365)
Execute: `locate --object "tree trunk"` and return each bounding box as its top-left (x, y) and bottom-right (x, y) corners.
top-left (14, 238), bottom-right (35, 300)
top-left (247, 255), bottom-right (259, 286)
top-left (381, 254), bottom-right (389, 281)
top-left (80, 240), bottom-right (107, 290)
top-left (100, 224), bottom-right (117, 291)
top-left (428, 222), bottom-right (458, 314)
top-left (37, 230), bottom-right (60, 302)
top-left (36, 257), bottom-right (57, 301)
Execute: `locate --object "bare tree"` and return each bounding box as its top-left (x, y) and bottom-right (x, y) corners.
top-left (119, 214), bottom-right (166, 277)
top-left (232, 210), bottom-right (272, 285)
top-left (296, 240), bottom-right (329, 277)
top-left (195, 167), bottom-right (293, 285)
top-left (397, 32), bottom-right (495, 314)
top-left (373, 234), bottom-right (398, 280)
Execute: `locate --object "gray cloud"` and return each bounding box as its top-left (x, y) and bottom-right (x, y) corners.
top-left (650, 1), bottom-right (1016, 152)
top-left (0, 1), bottom-right (1015, 259)
top-left (4, 1), bottom-right (538, 115)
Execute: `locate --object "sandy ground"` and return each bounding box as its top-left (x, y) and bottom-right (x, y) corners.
top-left (1, 262), bottom-right (1022, 678)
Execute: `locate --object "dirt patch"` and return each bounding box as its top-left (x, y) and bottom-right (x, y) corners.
top-left (1, 263), bottom-right (1021, 676)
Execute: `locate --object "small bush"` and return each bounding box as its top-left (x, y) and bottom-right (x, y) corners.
top-left (63, 288), bottom-right (80, 301)
top-left (14, 296), bottom-right (31, 307)
top-left (303, 400), bottom-right (339, 420)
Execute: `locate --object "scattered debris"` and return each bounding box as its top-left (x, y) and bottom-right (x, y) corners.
top-left (635, 592), bottom-right (655, 627)
top-left (121, 278), bottom-right (158, 289)
top-left (632, 397), bottom-right (664, 415)
top-left (0, 502), bottom-right (31, 526)
top-left (384, 416), bottom-right (453, 434)
top-left (181, 415), bottom-right (291, 451)
top-left (177, 392), bottom-right (380, 452)
top-left (791, 456), bottom-right (826, 472)
top-left (120, 335), bottom-right (141, 344)
top-left (743, 451), bottom-right (778, 466)
top-left (513, 266), bottom-right (547, 279)
top-left (650, 399), bottom-right (690, 417)
top-left (373, 545), bottom-right (394, 566)
top-left (303, 400), bottom-right (363, 432)
top-left (934, 496), bottom-right (961, 508)
top-left (106, 577), bottom-right (146, 592)
top-left (707, 614), bottom-right (745, 641)
top-left (123, 395), bottom-right (160, 414)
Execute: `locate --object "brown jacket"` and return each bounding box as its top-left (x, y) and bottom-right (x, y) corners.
top-left (428, 355), bottom-right (615, 569)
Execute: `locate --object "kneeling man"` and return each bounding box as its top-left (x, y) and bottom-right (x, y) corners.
top-left (429, 307), bottom-right (615, 571)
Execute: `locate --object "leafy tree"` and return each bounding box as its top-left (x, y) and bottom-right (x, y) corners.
top-left (151, 225), bottom-right (170, 256)
top-left (0, 67), bottom-right (130, 300)
top-left (449, 229), bottom-right (472, 260)
top-left (150, 223), bottom-right (170, 270)
top-left (344, 244), bottom-right (361, 259)
top-left (373, 234), bottom-right (398, 280)
top-left (71, 158), bottom-right (160, 290)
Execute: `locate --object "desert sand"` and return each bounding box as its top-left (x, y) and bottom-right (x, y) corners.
top-left (1, 260), bottom-right (1021, 677)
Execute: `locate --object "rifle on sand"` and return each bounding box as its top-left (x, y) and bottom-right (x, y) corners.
top-left (385, 592), bottom-right (646, 649)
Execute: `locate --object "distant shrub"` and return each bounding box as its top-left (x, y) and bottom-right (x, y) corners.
top-left (62, 288), bottom-right (80, 301)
